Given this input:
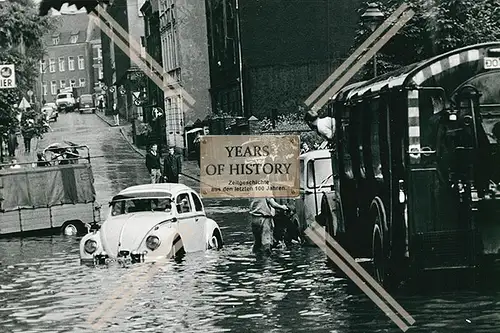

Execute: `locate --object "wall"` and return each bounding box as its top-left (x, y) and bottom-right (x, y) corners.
top-left (175, 0), bottom-right (212, 125)
top-left (239, 0), bottom-right (363, 67)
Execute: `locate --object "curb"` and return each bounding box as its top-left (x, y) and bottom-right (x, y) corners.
top-left (94, 111), bottom-right (119, 127)
top-left (118, 127), bottom-right (145, 157)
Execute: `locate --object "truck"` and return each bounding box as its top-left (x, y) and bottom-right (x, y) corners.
top-left (0, 145), bottom-right (101, 237)
top-left (318, 42), bottom-right (500, 287)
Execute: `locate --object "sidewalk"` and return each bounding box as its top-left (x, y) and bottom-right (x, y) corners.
top-left (94, 111), bottom-right (201, 181)
top-left (2, 135), bottom-right (39, 167)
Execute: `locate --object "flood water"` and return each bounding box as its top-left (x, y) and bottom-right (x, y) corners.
top-left (1, 114), bottom-right (500, 332)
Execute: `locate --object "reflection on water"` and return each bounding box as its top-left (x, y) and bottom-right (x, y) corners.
top-left (1, 209), bottom-right (500, 333)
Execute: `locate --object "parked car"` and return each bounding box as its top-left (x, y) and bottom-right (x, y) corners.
top-left (80, 183), bottom-right (223, 265)
top-left (41, 104), bottom-right (58, 122)
top-left (279, 149), bottom-right (334, 246)
top-left (78, 94), bottom-right (95, 114)
top-left (55, 91), bottom-right (76, 112)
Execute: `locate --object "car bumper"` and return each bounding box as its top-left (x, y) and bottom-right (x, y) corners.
top-left (82, 251), bottom-right (148, 266)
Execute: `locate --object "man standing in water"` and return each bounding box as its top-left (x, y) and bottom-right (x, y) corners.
top-left (248, 197), bottom-right (288, 255)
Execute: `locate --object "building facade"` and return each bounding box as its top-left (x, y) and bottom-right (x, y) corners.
top-left (142, 0), bottom-right (211, 151)
top-left (205, 0), bottom-right (364, 120)
top-left (101, 0), bottom-right (146, 121)
top-left (36, 12), bottom-right (101, 103)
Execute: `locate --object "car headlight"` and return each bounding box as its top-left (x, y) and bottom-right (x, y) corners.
top-left (84, 239), bottom-right (98, 254)
top-left (146, 236), bottom-right (161, 251)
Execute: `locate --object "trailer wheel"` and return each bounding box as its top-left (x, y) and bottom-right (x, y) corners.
top-left (61, 220), bottom-right (85, 236)
top-left (370, 197), bottom-right (389, 286)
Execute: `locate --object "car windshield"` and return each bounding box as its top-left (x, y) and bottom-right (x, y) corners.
top-left (57, 94), bottom-right (71, 99)
top-left (110, 197), bottom-right (173, 216)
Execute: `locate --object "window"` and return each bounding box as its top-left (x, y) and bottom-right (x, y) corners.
top-left (191, 193), bottom-right (203, 212)
top-left (52, 36), bottom-right (59, 45)
top-left (70, 79), bottom-right (76, 87)
top-left (307, 159), bottom-right (333, 188)
top-left (97, 47), bottom-right (102, 59)
top-left (42, 82), bottom-right (47, 96)
top-left (40, 60), bottom-right (47, 73)
top-left (370, 103), bottom-right (383, 179)
top-left (341, 122), bottom-right (354, 179)
top-left (58, 57), bottom-right (65, 72)
top-left (162, 29), bottom-right (179, 71)
top-left (78, 56), bottom-right (84, 70)
top-left (79, 78), bottom-right (86, 87)
top-left (60, 80), bottom-right (66, 89)
top-left (50, 81), bottom-right (57, 95)
top-left (70, 34), bottom-right (78, 44)
top-left (68, 57), bottom-right (75, 71)
top-left (353, 107), bottom-right (366, 178)
top-left (176, 193), bottom-right (192, 213)
top-left (98, 67), bottom-right (103, 79)
top-left (49, 59), bottom-right (55, 73)
top-left (300, 160), bottom-right (305, 189)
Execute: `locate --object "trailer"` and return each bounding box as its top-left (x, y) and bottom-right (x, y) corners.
top-left (0, 145), bottom-right (101, 236)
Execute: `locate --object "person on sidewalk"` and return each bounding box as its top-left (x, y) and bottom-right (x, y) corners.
top-left (146, 143), bottom-right (162, 183)
top-left (7, 129), bottom-right (18, 157)
top-left (21, 120), bottom-right (35, 154)
top-left (163, 146), bottom-right (182, 183)
top-left (193, 126), bottom-right (209, 168)
top-left (112, 103), bottom-right (119, 126)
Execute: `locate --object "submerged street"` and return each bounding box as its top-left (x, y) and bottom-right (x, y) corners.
top-left (0, 114), bottom-right (500, 332)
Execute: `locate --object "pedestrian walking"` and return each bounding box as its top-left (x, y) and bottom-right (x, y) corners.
top-left (145, 143), bottom-right (162, 183)
top-left (163, 146), bottom-right (182, 183)
top-left (248, 197), bottom-right (289, 255)
top-left (112, 102), bottom-right (119, 126)
top-left (300, 142), bottom-right (310, 154)
top-left (21, 120), bottom-right (35, 154)
top-left (7, 129), bottom-right (18, 157)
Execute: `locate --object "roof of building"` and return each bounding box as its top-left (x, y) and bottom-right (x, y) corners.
top-left (44, 13), bottom-right (99, 46)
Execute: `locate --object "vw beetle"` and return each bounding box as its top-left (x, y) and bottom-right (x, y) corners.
top-left (80, 184), bottom-right (223, 265)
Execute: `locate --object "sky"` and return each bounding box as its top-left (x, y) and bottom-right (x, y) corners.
top-left (32, 0), bottom-right (87, 15)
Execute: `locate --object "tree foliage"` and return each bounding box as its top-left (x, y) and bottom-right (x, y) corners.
top-left (352, 0), bottom-right (500, 80)
top-left (0, 0), bottom-right (57, 136)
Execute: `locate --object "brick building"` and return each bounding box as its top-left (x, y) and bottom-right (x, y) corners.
top-left (36, 12), bottom-right (102, 103)
top-left (205, 0), bottom-right (364, 119)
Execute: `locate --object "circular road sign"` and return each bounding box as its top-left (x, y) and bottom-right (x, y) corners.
top-left (1, 66), bottom-right (12, 78)
top-left (27, 90), bottom-right (33, 96)
top-left (102, 85), bottom-right (108, 91)
top-left (109, 86), bottom-right (116, 93)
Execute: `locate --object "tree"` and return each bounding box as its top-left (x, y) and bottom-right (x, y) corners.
top-left (0, 0), bottom-right (57, 139)
top-left (351, 0), bottom-right (500, 80)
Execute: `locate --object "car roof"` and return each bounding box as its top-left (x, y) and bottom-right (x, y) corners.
top-left (299, 149), bottom-right (331, 161)
top-left (80, 94), bottom-right (92, 98)
top-left (117, 183), bottom-right (193, 197)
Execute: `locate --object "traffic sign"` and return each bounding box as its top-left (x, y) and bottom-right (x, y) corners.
top-left (102, 85), bottom-right (108, 91)
top-left (18, 97), bottom-right (30, 109)
top-left (27, 90), bottom-right (33, 97)
top-left (108, 86), bottom-right (115, 93)
top-left (0, 64), bottom-right (16, 89)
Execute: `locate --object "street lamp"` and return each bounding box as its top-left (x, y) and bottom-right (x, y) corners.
top-left (361, 3), bottom-right (384, 77)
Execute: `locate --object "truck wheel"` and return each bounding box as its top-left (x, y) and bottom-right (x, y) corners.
top-left (370, 197), bottom-right (389, 286)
